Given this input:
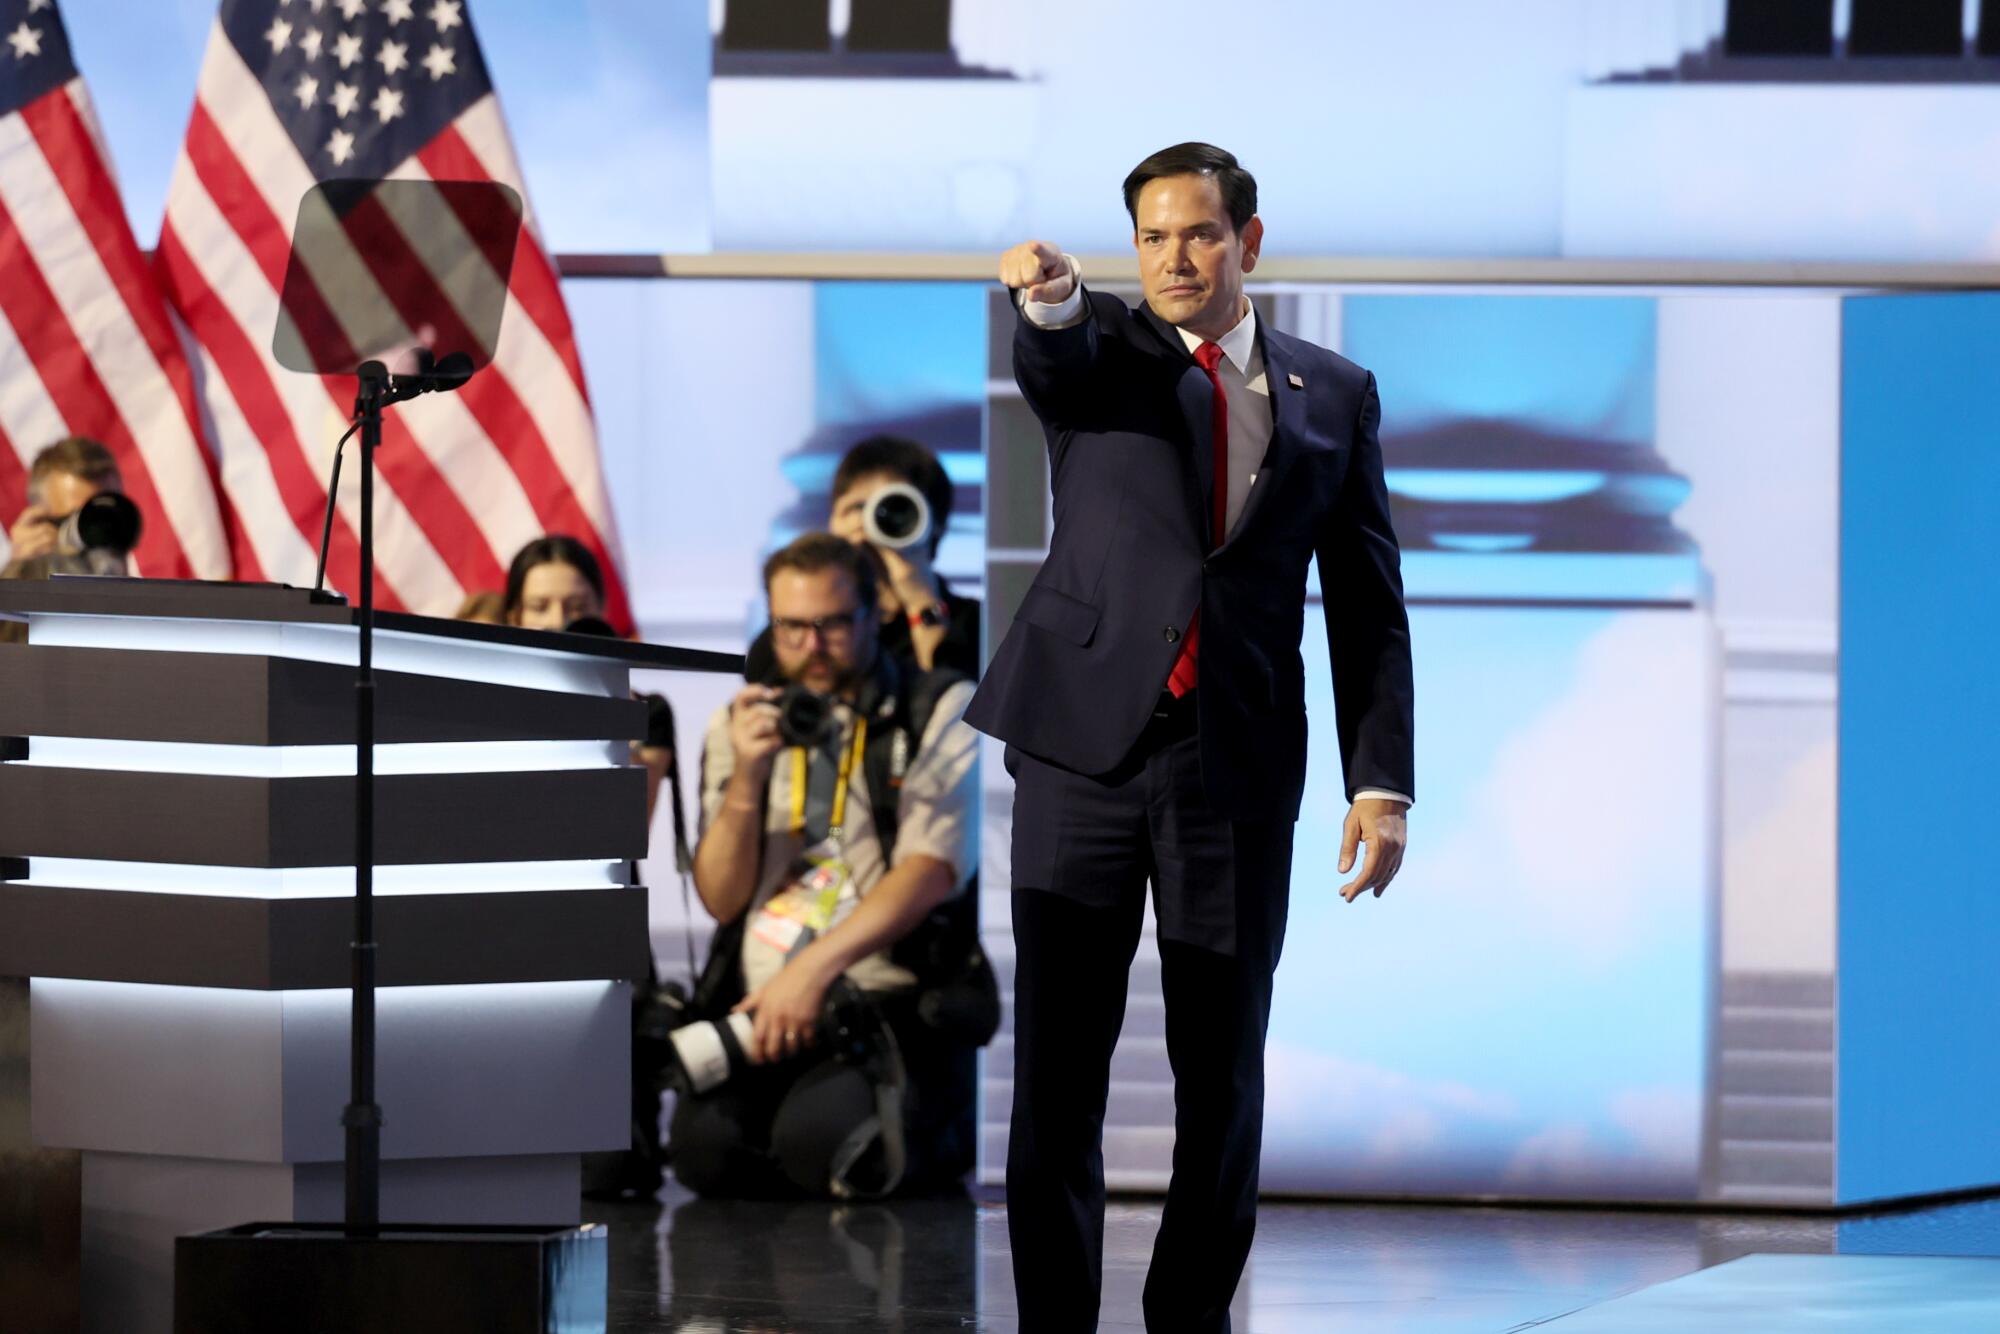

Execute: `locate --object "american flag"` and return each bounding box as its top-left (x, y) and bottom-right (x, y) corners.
top-left (155, 0), bottom-right (630, 626)
top-left (0, 0), bottom-right (231, 578)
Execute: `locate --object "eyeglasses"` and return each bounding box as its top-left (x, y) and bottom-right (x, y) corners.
top-left (771, 606), bottom-right (866, 647)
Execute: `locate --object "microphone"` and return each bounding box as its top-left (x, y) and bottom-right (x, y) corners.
top-left (387, 348), bottom-right (475, 400)
top-left (311, 348), bottom-right (481, 599)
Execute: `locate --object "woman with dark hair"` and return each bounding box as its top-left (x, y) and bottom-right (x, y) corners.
top-left (503, 533), bottom-right (606, 631)
top-left (500, 534), bottom-right (687, 1200)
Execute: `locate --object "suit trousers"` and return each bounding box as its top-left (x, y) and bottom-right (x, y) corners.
top-left (1005, 692), bottom-right (1294, 1334)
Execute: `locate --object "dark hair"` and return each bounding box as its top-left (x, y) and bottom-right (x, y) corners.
top-left (763, 531), bottom-right (879, 610)
top-left (832, 435), bottom-right (954, 558)
top-left (28, 436), bottom-right (121, 504)
top-left (503, 534), bottom-right (605, 618)
top-left (1121, 142), bottom-right (1257, 236)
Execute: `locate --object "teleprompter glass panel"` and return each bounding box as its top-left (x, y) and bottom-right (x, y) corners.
top-left (272, 178), bottom-right (522, 379)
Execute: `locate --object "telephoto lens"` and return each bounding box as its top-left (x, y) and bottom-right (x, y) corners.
top-left (664, 1012), bottom-right (757, 1095)
top-left (776, 683), bottom-right (837, 748)
top-left (55, 492), bottom-right (142, 557)
top-left (862, 481), bottom-right (931, 551)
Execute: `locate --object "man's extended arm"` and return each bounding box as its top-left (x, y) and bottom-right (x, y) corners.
top-left (1001, 241), bottom-right (1103, 427)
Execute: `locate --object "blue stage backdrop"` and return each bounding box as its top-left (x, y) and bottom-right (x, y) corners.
top-left (575, 276), bottom-right (1966, 1204)
top-left (1837, 292), bottom-right (2000, 1206)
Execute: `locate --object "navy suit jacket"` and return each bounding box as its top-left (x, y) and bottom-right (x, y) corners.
top-left (964, 289), bottom-right (1415, 822)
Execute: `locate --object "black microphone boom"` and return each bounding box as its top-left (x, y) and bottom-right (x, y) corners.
top-left (308, 349), bottom-right (477, 602)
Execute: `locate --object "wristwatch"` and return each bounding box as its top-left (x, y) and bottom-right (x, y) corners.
top-left (909, 600), bottom-right (949, 629)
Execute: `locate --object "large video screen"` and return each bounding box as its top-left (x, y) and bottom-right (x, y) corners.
top-left (67, 1), bottom-right (2000, 261)
top-left (586, 276), bottom-right (1866, 1203)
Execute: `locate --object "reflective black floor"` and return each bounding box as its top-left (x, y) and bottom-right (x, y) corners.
top-left (595, 1186), bottom-right (2000, 1332)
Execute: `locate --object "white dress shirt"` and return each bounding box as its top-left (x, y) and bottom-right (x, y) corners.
top-left (1020, 258), bottom-right (1412, 809)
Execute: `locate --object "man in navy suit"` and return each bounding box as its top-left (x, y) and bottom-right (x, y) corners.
top-left (965, 143), bottom-right (1415, 1333)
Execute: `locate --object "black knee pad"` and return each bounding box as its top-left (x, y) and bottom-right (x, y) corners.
top-left (667, 1095), bottom-right (748, 1196)
top-left (770, 1062), bottom-right (887, 1197)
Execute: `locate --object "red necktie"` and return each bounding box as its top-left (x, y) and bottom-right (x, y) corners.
top-left (1166, 341), bottom-right (1229, 698)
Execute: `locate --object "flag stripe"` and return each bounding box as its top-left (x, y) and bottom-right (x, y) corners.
top-left (1, 93), bottom-right (223, 578)
top-left (184, 102), bottom-right (353, 355)
top-left (0, 302), bottom-right (71, 479)
top-left (159, 9), bottom-right (630, 627)
top-left (338, 192), bottom-right (493, 368)
top-left (207, 103), bottom-right (544, 598)
top-left (186, 68), bottom-right (536, 603)
top-left (154, 219), bottom-right (378, 604)
top-left (183, 100), bottom-right (498, 601)
top-left (0, 185), bottom-right (191, 578)
top-left (416, 125), bottom-right (588, 402)
top-left (389, 166), bottom-right (634, 628)
top-left (0, 410), bottom-right (25, 566)
top-left (313, 176), bottom-right (613, 610)
top-left (408, 97), bottom-right (633, 628)
top-left (27, 85), bottom-right (229, 575)
top-left (161, 192), bottom-right (461, 616)
top-left (176, 319), bottom-right (308, 587)
top-left (339, 167), bottom-right (627, 619)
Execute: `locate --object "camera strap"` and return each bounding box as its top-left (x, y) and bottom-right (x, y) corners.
top-left (787, 715), bottom-right (868, 852)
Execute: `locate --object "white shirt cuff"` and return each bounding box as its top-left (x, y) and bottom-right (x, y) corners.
top-left (1354, 788), bottom-right (1412, 807)
top-left (1016, 254), bottom-right (1087, 329)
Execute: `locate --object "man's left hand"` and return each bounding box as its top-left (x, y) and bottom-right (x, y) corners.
top-left (731, 950), bottom-right (838, 1065)
top-left (1337, 797), bottom-right (1408, 902)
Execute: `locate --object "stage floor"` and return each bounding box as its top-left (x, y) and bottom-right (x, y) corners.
top-left (598, 1186), bottom-right (2000, 1331)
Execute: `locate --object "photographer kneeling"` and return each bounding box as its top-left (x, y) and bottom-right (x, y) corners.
top-left (670, 533), bottom-right (986, 1199)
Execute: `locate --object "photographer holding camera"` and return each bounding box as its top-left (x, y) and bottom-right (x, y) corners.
top-left (4, 437), bottom-right (144, 644)
top-left (3, 437), bottom-right (138, 575)
top-left (745, 436), bottom-right (981, 682)
top-left (671, 532), bottom-right (986, 1199)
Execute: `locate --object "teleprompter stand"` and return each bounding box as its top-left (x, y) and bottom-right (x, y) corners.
top-left (149, 178), bottom-right (726, 1334)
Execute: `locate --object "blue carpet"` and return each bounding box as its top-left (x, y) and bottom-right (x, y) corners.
top-left (1542, 1253), bottom-right (2000, 1332)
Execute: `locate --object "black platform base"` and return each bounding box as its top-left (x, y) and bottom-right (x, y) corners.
top-left (173, 1221), bottom-right (607, 1334)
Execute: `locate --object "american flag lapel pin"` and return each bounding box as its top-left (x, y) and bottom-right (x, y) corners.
top-left (1287, 372), bottom-right (1304, 389)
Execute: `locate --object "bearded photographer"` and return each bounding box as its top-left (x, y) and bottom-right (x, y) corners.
top-left (670, 533), bottom-right (985, 1199)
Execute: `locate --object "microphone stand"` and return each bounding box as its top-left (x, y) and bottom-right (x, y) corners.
top-left (343, 359), bottom-right (388, 1234)
top-left (339, 353), bottom-right (469, 1234)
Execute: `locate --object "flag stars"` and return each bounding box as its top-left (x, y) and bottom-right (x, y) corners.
top-left (331, 80), bottom-right (360, 117)
top-left (27, 0), bottom-right (52, 13)
top-left (326, 127), bottom-right (355, 165)
top-left (371, 84), bottom-right (404, 124)
top-left (420, 41), bottom-right (454, 80)
top-left (428, 0), bottom-right (461, 32)
top-left (333, 30), bottom-right (362, 67)
top-left (264, 16), bottom-right (293, 54)
top-left (377, 38), bottom-right (408, 76)
top-left (338, 0), bottom-right (366, 19)
top-left (382, 0), bottom-right (415, 25)
top-left (299, 28), bottom-right (324, 61)
top-left (293, 73), bottom-right (319, 108)
top-left (6, 21), bottom-right (41, 59)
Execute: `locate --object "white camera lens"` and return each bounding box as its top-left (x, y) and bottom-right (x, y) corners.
top-left (862, 482), bottom-right (931, 552)
top-left (668, 1011), bottom-right (756, 1095)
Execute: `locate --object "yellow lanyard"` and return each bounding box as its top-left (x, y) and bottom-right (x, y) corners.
top-left (786, 715), bottom-right (868, 845)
